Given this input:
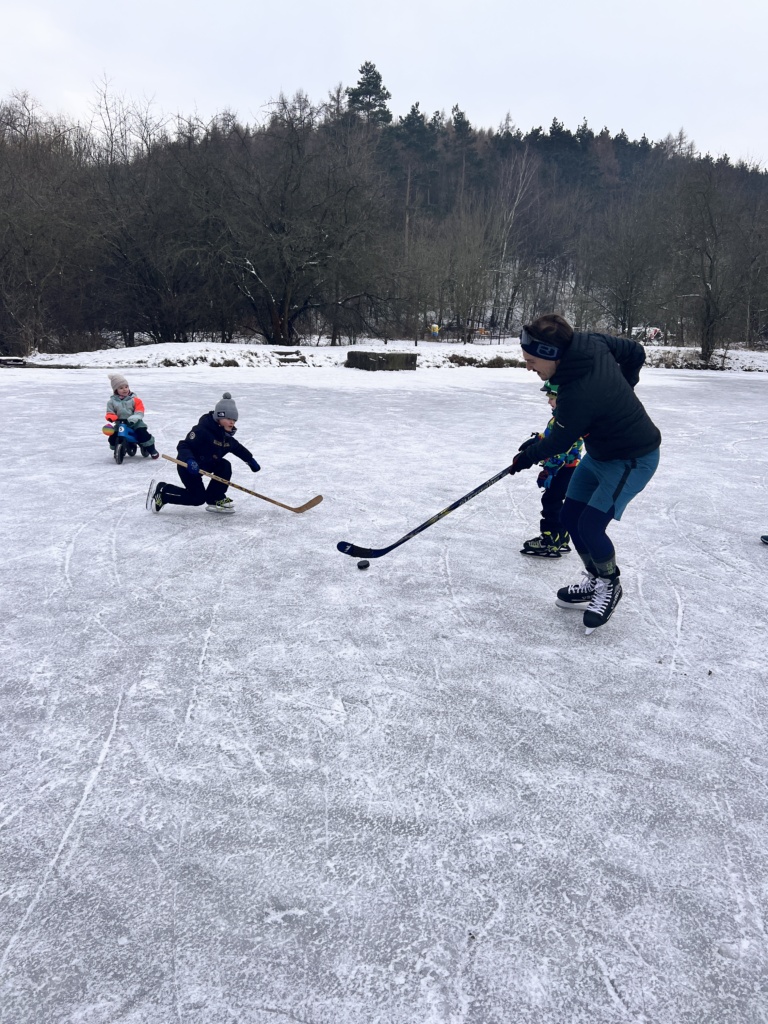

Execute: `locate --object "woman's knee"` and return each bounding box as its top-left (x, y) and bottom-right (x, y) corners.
top-left (560, 498), bottom-right (586, 535)
top-left (577, 504), bottom-right (615, 553)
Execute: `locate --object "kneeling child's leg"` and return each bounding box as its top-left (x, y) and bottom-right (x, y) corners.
top-left (204, 461), bottom-right (232, 504)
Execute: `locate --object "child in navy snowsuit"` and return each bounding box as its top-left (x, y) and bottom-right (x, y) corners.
top-left (104, 373), bottom-right (159, 458)
top-left (148, 393), bottom-right (260, 514)
top-left (520, 382), bottom-right (583, 557)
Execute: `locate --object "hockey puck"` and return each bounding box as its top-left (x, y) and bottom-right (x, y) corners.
top-left (357, 559), bottom-right (370, 570)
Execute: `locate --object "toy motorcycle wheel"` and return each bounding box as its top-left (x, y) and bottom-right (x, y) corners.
top-left (114, 439), bottom-right (126, 464)
top-left (127, 443), bottom-right (138, 457)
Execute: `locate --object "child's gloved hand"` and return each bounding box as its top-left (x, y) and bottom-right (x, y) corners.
top-left (537, 469), bottom-right (555, 489)
top-left (248, 459), bottom-right (261, 473)
top-left (127, 414), bottom-right (141, 424)
top-left (185, 458), bottom-right (200, 475)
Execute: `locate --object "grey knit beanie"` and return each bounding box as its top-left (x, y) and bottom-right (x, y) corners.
top-left (109, 373), bottom-right (129, 392)
top-left (214, 392), bottom-right (238, 421)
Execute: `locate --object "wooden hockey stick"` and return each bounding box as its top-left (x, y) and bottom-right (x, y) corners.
top-left (162, 455), bottom-right (323, 513)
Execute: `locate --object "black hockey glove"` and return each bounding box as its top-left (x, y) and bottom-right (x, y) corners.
top-left (518, 433), bottom-right (539, 452)
top-left (509, 448), bottom-right (536, 475)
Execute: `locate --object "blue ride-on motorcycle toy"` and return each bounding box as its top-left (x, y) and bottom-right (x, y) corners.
top-left (102, 420), bottom-right (152, 464)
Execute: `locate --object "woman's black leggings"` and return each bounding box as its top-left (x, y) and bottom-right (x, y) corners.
top-left (560, 498), bottom-right (615, 565)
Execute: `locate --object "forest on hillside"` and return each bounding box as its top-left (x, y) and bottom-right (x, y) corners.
top-left (1, 62), bottom-right (767, 360)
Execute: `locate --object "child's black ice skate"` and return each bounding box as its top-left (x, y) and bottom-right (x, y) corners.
top-left (583, 571), bottom-right (622, 634)
top-left (206, 496), bottom-right (235, 515)
top-left (521, 531), bottom-right (562, 558)
top-left (556, 569), bottom-right (597, 608)
top-left (146, 479), bottom-right (166, 512)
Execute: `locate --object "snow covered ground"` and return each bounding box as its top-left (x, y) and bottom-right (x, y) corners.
top-left (26, 337), bottom-right (768, 373)
top-left (1, 364), bottom-right (767, 1024)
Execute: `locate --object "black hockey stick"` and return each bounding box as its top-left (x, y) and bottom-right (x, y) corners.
top-left (337, 465), bottom-right (512, 560)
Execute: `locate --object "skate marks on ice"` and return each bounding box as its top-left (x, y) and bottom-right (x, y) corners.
top-left (634, 490), bottom-right (766, 669)
top-left (0, 688), bottom-right (126, 975)
top-left (634, 566), bottom-right (688, 682)
top-left (380, 468), bottom-right (528, 634)
top-left (710, 792), bottom-right (768, 964)
top-left (3, 368), bottom-right (768, 1022)
top-left (173, 585), bottom-right (224, 754)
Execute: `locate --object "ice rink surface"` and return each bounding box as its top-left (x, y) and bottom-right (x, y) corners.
top-left (1, 365), bottom-right (767, 1024)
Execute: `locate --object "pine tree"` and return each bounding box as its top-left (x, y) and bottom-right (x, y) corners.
top-left (396, 103), bottom-right (439, 253)
top-left (450, 105), bottom-right (476, 205)
top-left (345, 61), bottom-right (392, 126)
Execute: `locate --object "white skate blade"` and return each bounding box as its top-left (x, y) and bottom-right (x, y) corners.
top-left (556, 599), bottom-right (589, 610)
top-left (585, 626), bottom-right (597, 635)
top-left (145, 478), bottom-right (158, 511)
top-left (205, 504), bottom-right (235, 514)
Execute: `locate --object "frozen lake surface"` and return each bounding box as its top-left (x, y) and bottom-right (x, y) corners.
top-left (1, 365), bottom-right (767, 1023)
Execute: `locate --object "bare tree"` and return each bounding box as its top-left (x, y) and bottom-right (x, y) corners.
top-left (674, 158), bottom-right (765, 360)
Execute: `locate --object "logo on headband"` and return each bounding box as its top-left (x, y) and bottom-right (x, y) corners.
top-left (535, 343), bottom-right (561, 359)
top-left (520, 326), bottom-right (562, 360)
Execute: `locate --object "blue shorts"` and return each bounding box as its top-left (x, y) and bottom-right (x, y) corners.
top-left (565, 449), bottom-right (660, 521)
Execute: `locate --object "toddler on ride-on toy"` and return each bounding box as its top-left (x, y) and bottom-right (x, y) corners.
top-left (103, 373), bottom-right (159, 462)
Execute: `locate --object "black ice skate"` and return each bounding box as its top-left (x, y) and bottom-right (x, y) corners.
top-left (521, 531), bottom-right (569, 558)
top-left (206, 497), bottom-right (235, 515)
top-left (583, 571), bottom-right (622, 634)
top-left (146, 479), bottom-right (165, 512)
top-left (556, 569), bottom-right (597, 608)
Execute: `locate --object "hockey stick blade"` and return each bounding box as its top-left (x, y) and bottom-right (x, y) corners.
top-left (291, 494), bottom-right (324, 513)
top-left (337, 465), bottom-right (512, 561)
top-left (336, 541), bottom-right (383, 559)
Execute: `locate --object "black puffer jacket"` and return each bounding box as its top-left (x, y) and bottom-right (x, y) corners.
top-left (524, 332), bottom-right (661, 463)
top-left (177, 412), bottom-right (255, 470)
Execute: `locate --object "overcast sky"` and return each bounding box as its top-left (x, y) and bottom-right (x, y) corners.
top-left (4, 0), bottom-right (766, 166)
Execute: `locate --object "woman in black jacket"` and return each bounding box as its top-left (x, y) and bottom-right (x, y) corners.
top-left (510, 314), bottom-right (661, 633)
top-left (148, 393), bottom-right (261, 515)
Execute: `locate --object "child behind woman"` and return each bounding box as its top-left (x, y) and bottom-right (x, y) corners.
top-left (520, 381), bottom-right (583, 558)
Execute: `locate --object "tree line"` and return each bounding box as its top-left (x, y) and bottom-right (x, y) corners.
top-left (1, 62), bottom-right (767, 361)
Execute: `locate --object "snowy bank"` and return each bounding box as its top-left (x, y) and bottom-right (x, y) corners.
top-left (23, 338), bottom-right (768, 372)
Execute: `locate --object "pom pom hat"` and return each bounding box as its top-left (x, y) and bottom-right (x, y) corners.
top-left (214, 392), bottom-right (238, 421)
top-left (109, 373), bottom-right (129, 392)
